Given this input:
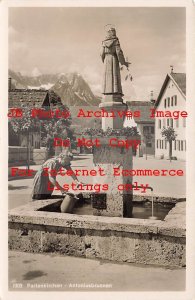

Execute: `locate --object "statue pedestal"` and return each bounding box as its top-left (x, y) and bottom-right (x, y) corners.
top-left (92, 136), bottom-right (138, 217)
top-left (100, 99), bottom-right (127, 131)
top-left (102, 94), bottom-right (124, 103)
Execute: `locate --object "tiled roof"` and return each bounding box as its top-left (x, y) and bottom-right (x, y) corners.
top-left (127, 101), bottom-right (155, 123)
top-left (171, 73), bottom-right (186, 95)
top-left (9, 89), bottom-right (48, 108)
top-left (9, 89), bottom-right (63, 108)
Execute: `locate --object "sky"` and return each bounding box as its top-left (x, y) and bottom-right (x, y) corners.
top-left (9, 7), bottom-right (186, 101)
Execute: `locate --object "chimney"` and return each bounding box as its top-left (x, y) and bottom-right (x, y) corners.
top-left (150, 91), bottom-right (156, 105)
top-left (8, 77), bottom-right (12, 91)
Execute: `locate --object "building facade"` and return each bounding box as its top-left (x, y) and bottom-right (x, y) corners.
top-left (154, 73), bottom-right (186, 160)
top-left (124, 101), bottom-right (155, 157)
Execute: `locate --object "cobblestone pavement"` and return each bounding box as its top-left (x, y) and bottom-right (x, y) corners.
top-left (9, 250), bottom-right (185, 292)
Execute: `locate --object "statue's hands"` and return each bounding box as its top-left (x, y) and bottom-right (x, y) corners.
top-left (124, 62), bottom-right (131, 68)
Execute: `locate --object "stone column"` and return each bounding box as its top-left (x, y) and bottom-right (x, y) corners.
top-left (100, 98), bottom-right (127, 131)
top-left (92, 135), bottom-right (139, 217)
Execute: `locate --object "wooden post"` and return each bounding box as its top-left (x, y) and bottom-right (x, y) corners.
top-left (169, 140), bottom-right (172, 162)
top-left (27, 132), bottom-right (30, 170)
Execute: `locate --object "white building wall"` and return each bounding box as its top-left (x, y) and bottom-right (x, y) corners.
top-left (20, 132), bottom-right (41, 149)
top-left (155, 77), bottom-right (186, 160)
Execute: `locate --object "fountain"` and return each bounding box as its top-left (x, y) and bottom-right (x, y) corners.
top-left (8, 25), bottom-right (186, 267)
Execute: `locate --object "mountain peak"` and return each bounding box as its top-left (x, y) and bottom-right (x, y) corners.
top-left (8, 69), bottom-right (101, 106)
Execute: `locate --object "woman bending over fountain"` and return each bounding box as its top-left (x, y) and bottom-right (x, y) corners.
top-left (31, 150), bottom-right (82, 200)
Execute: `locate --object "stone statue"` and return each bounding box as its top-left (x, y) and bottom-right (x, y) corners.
top-left (101, 26), bottom-right (129, 96)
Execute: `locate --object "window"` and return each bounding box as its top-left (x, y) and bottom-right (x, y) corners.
top-left (157, 140), bottom-right (159, 149)
top-left (158, 120), bottom-right (161, 129)
top-left (162, 140), bottom-right (164, 149)
top-left (170, 118), bottom-right (173, 127)
top-left (171, 95), bottom-right (177, 106)
top-left (175, 95), bottom-right (177, 106)
top-left (146, 142), bottom-right (152, 148)
top-left (167, 119), bottom-right (169, 126)
top-left (181, 141), bottom-right (183, 151)
top-left (165, 140), bottom-right (167, 149)
top-left (167, 97), bottom-right (170, 107)
top-left (174, 140), bottom-right (176, 150)
top-left (164, 99), bottom-right (166, 108)
top-left (183, 118), bottom-right (186, 127)
top-left (143, 126), bottom-right (149, 134)
top-left (144, 126), bottom-right (154, 134)
top-left (178, 140), bottom-right (180, 151)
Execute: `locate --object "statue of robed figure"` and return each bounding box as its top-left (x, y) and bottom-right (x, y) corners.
top-left (101, 25), bottom-right (129, 96)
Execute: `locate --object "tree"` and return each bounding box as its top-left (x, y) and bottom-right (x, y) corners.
top-left (41, 106), bottom-right (74, 156)
top-left (42, 118), bottom-right (74, 156)
top-left (161, 126), bottom-right (177, 162)
top-left (9, 107), bottom-right (41, 169)
top-left (9, 104), bottom-right (74, 165)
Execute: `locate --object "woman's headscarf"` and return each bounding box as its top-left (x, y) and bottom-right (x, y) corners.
top-left (58, 150), bottom-right (73, 160)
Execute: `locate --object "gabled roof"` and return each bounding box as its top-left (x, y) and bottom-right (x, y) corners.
top-left (155, 72), bottom-right (186, 108)
top-left (171, 73), bottom-right (186, 95)
top-left (9, 89), bottom-right (63, 108)
top-left (126, 101), bottom-right (155, 124)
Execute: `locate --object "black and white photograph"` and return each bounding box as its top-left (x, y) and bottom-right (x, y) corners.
top-left (1, 1), bottom-right (195, 299)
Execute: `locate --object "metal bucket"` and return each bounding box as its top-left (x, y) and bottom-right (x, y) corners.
top-left (60, 193), bottom-right (78, 213)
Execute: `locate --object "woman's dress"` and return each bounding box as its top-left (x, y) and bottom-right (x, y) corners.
top-left (32, 157), bottom-right (70, 200)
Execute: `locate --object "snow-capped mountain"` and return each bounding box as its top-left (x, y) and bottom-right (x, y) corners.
top-left (8, 70), bottom-right (58, 89)
top-left (8, 69), bottom-right (101, 106)
top-left (52, 73), bottom-right (100, 106)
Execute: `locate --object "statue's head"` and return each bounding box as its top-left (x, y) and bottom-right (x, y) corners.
top-left (105, 24), bottom-right (116, 39)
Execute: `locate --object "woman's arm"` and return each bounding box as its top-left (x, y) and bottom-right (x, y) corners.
top-left (65, 165), bottom-right (82, 185)
top-left (47, 162), bottom-right (66, 193)
top-left (49, 175), bottom-right (65, 194)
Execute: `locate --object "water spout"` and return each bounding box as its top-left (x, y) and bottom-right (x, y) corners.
top-left (132, 185), bottom-right (157, 220)
top-left (148, 190), bottom-right (158, 220)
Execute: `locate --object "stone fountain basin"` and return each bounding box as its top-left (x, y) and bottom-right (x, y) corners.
top-left (8, 199), bottom-right (185, 267)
